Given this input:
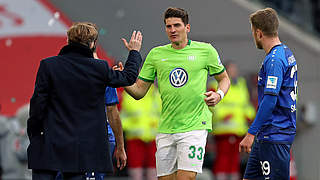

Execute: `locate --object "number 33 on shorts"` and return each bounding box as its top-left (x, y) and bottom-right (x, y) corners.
top-left (188, 146), bottom-right (204, 160)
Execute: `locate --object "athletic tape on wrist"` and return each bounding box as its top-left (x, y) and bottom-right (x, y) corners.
top-left (217, 89), bottom-right (224, 100)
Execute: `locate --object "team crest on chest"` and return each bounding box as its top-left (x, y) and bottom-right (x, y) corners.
top-left (169, 68), bottom-right (188, 88)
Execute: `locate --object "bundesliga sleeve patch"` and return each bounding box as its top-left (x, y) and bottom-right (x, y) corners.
top-left (217, 55), bottom-right (222, 66)
top-left (266, 76), bottom-right (278, 89)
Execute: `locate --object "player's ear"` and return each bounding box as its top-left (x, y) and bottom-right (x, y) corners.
top-left (186, 24), bottom-right (190, 33)
top-left (257, 29), bottom-right (263, 39)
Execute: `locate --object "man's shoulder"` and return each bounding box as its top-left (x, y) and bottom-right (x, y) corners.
top-left (150, 44), bottom-right (171, 52)
top-left (264, 53), bottom-right (286, 68)
top-left (40, 56), bottom-right (60, 65)
top-left (190, 40), bottom-right (214, 49)
top-left (42, 55), bottom-right (58, 61)
top-left (91, 58), bottom-right (108, 65)
top-left (41, 55), bottom-right (107, 69)
top-left (190, 40), bottom-right (211, 46)
top-left (146, 44), bottom-right (171, 59)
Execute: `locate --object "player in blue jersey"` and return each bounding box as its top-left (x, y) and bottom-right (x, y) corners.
top-left (239, 8), bottom-right (297, 180)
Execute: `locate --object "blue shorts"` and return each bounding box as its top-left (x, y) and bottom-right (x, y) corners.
top-left (243, 140), bottom-right (291, 180)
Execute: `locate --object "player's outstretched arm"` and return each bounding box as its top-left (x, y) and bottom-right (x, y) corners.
top-left (106, 105), bottom-right (127, 170)
top-left (124, 79), bottom-right (152, 100)
top-left (204, 71), bottom-right (230, 106)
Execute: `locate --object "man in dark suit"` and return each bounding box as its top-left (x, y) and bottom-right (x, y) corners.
top-left (27, 22), bottom-right (143, 180)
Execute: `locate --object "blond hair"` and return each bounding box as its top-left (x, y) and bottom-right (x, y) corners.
top-left (67, 22), bottom-right (98, 47)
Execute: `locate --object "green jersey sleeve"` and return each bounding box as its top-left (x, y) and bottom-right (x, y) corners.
top-left (207, 44), bottom-right (225, 76)
top-left (138, 49), bottom-right (156, 82)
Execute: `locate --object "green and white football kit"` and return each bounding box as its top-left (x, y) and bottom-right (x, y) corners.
top-left (139, 40), bottom-right (225, 175)
top-left (156, 130), bottom-right (208, 176)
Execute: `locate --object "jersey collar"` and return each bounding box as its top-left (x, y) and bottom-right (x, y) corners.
top-left (267, 43), bottom-right (282, 55)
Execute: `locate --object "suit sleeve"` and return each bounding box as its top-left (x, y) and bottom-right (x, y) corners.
top-left (104, 50), bottom-right (142, 88)
top-left (27, 60), bottom-right (50, 139)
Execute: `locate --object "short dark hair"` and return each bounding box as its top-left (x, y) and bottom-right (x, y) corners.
top-left (250, 8), bottom-right (279, 37)
top-left (67, 22), bottom-right (98, 47)
top-left (164, 7), bottom-right (189, 25)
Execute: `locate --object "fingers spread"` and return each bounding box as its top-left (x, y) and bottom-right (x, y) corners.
top-left (130, 30), bottom-right (136, 42)
top-left (138, 32), bottom-right (143, 42)
top-left (121, 38), bottom-right (129, 48)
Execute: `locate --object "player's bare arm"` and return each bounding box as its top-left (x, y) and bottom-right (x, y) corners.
top-left (124, 79), bottom-right (152, 100)
top-left (106, 105), bottom-right (127, 170)
top-left (204, 71), bottom-right (230, 106)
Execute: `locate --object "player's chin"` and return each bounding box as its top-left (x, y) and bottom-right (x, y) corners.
top-left (170, 37), bottom-right (179, 42)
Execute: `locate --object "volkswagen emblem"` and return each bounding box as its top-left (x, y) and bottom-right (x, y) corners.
top-left (169, 68), bottom-right (188, 88)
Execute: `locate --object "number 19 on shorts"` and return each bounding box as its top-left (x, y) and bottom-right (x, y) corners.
top-left (260, 160), bottom-right (270, 176)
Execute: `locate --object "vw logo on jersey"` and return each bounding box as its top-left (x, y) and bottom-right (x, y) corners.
top-left (169, 68), bottom-right (188, 88)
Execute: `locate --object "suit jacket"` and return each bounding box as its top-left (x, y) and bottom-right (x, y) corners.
top-left (27, 43), bottom-right (142, 173)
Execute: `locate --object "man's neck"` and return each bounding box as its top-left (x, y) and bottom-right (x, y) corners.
top-left (263, 36), bottom-right (281, 54)
top-left (172, 39), bottom-right (188, 50)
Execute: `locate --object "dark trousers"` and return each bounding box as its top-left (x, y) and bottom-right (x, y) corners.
top-left (32, 169), bottom-right (86, 180)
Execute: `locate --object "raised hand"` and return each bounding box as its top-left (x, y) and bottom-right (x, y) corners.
top-left (121, 30), bottom-right (143, 52)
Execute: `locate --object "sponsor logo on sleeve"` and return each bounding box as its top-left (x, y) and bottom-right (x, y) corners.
top-left (288, 55), bottom-right (296, 64)
top-left (266, 76), bottom-right (278, 89)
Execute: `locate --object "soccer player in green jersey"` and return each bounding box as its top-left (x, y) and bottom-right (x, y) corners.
top-left (123, 7), bottom-right (230, 180)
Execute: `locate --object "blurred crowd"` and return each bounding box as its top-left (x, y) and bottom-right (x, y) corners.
top-left (253, 0), bottom-right (320, 35)
top-left (0, 104), bottom-right (31, 180)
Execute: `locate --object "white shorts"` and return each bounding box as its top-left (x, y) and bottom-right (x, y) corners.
top-left (155, 130), bottom-right (208, 177)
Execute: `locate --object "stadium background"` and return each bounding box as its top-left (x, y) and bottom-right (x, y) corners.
top-left (0, 0), bottom-right (319, 179)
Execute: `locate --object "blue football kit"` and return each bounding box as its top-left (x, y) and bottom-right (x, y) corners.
top-left (244, 44), bottom-right (297, 180)
top-left (105, 86), bottom-right (118, 150)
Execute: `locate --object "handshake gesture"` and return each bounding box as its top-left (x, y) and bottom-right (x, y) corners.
top-left (121, 30), bottom-right (143, 52)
